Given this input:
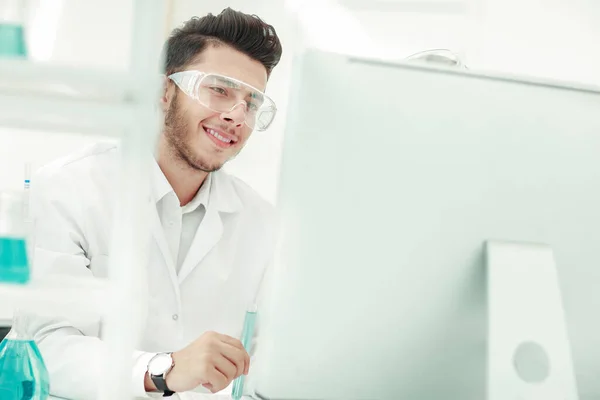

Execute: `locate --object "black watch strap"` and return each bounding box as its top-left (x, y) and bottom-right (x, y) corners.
top-left (151, 374), bottom-right (175, 397)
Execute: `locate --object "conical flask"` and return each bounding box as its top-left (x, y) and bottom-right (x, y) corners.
top-left (0, 312), bottom-right (50, 399)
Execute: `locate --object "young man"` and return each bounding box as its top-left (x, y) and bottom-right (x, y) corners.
top-left (28, 8), bottom-right (282, 399)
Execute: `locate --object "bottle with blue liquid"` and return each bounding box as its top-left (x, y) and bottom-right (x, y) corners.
top-left (0, 173), bottom-right (49, 398)
top-left (0, 190), bottom-right (30, 284)
top-left (0, 313), bottom-right (50, 399)
top-left (0, 0), bottom-right (28, 58)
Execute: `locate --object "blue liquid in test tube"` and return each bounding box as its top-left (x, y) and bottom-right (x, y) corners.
top-left (232, 306), bottom-right (258, 400)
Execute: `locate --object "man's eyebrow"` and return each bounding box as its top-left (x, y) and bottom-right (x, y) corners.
top-left (216, 76), bottom-right (241, 89)
top-left (213, 76), bottom-right (266, 100)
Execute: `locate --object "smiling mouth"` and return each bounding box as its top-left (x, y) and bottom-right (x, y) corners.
top-left (203, 126), bottom-right (235, 148)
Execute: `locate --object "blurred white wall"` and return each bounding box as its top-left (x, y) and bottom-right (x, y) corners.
top-left (1, 0), bottom-right (599, 199)
top-left (471, 0), bottom-right (600, 84)
top-left (287, 0), bottom-right (600, 84)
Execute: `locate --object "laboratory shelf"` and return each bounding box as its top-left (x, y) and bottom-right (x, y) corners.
top-left (0, 0), bottom-right (165, 397)
top-left (0, 58), bottom-right (133, 89)
top-left (0, 275), bottom-right (108, 324)
top-left (0, 92), bottom-right (139, 136)
top-left (0, 59), bottom-right (158, 136)
top-left (0, 58), bottom-right (134, 92)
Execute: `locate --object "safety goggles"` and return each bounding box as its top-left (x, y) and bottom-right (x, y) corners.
top-left (168, 70), bottom-right (277, 131)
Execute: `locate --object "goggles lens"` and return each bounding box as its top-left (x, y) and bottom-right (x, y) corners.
top-left (169, 71), bottom-right (277, 131)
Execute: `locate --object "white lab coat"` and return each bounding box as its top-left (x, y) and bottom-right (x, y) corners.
top-left (26, 143), bottom-right (277, 400)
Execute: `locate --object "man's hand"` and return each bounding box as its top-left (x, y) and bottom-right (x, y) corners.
top-left (162, 331), bottom-right (250, 393)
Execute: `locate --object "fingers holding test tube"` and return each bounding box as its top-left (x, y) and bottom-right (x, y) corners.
top-left (164, 331), bottom-right (250, 393)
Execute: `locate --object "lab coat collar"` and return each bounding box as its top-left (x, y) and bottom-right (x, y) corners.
top-left (151, 160), bottom-right (211, 214)
top-left (150, 158), bottom-right (244, 214)
top-left (151, 160), bottom-right (173, 204)
top-left (148, 163), bottom-right (244, 284)
top-left (150, 159), bottom-right (244, 215)
top-left (209, 169), bottom-right (244, 214)
top-left (181, 173), bottom-right (211, 214)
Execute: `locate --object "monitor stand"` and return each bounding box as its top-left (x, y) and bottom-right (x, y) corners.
top-left (486, 240), bottom-right (579, 400)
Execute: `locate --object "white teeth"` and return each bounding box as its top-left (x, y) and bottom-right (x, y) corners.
top-left (207, 128), bottom-right (232, 144)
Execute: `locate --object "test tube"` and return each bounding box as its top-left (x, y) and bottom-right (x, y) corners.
top-left (23, 162), bottom-right (33, 265)
top-left (23, 162), bottom-right (31, 220)
top-left (232, 304), bottom-right (258, 400)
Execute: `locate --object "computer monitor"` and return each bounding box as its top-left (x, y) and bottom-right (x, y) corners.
top-left (251, 49), bottom-right (600, 400)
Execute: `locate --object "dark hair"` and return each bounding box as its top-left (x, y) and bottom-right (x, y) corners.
top-left (163, 8), bottom-right (282, 77)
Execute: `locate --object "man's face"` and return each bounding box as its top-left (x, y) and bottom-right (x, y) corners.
top-left (162, 45), bottom-right (268, 172)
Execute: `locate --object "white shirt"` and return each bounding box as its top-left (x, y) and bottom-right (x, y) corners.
top-left (26, 143), bottom-right (277, 400)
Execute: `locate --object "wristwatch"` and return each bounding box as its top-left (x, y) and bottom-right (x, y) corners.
top-left (147, 353), bottom-right (175, 397)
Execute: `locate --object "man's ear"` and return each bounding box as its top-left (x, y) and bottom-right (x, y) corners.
top-left (159, 75), bottom-right (171, 113)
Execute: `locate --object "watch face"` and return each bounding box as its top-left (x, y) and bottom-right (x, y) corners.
top-left (148, 353), bottom-right (173, 376)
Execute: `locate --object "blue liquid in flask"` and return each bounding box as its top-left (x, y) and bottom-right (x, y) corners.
top-left (0, 334), bottom-right (50, 399)
top-left (0, 237), bottom-right (29, 284)
top-left (0, 23), bottom-right (27, 57)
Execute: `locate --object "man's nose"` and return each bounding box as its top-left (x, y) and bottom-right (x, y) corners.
top-left (220, 102), bottom-right (246, 126)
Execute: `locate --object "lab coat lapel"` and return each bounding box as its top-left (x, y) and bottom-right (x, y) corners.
top-left (149, 198), bottom-right (179, 289)
top-left (177, 171), bottom-right (243, 283)
top-left (178, 208), bottom-right (223, 283)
